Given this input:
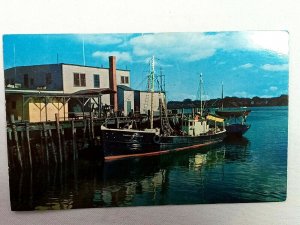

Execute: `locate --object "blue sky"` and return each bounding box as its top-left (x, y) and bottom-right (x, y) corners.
top-left (3, 32), bottom-right (288, 101)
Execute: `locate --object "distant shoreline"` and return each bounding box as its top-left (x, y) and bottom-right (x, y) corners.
top-left (167, 95), bottom-right (288, 109)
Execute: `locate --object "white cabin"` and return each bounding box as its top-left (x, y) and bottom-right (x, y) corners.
top-left (182, 116), bottom-right (210, 136)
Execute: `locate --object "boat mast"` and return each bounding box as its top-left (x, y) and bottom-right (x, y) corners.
top-left (200, 73), bottom-right (203, 117)
top-left (149, 56), bottom-right (155, 129)
top-left (221, 81), bottom-right (224, 110)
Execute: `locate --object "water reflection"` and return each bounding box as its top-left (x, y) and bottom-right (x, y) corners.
top-left (9, 137), bottom-right (251, 210)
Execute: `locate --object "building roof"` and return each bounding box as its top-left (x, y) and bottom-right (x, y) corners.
top-left (117, 85), bottom-right (134, 91)
top-left (73, 88), bottom-right (116, 95)
top-left (4, 63), bottom-right (130, 72)
top-left (5, 88), bottom-right (64, 95)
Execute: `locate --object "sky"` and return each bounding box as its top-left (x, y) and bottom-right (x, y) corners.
top-left (2, 32), bottom-right (289, 101)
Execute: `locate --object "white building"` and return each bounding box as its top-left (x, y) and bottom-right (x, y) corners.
top-left (5, 56), bottom-right (165, 120)
top-left (4, 56), bottom-right (130, 108)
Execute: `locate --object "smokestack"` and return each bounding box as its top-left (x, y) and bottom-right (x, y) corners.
top-left (109, 56), bottom-right (118, 112)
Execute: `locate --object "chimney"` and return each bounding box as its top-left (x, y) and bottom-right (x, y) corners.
top-left (109, 56), bottom-right (118, 112)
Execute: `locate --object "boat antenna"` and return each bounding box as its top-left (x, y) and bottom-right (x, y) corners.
top-left (221, 81), bottom-right (224, 110)
top-left (13, 44), bottom-right (16, 86)
top-left (82, 36), bottom-right (86, 66)
top-left (149, 56), bottom-right (155, 129)
top-left (200, 73), bottom-right (203, 117)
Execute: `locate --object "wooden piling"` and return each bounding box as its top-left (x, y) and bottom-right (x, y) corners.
top-left (48, 129), bottom-right (57, 164)
top-left (61, 128), bottom-right (67, 161)
top-left (55, 114), bottom-right (63, 163)
top-left (11, 115), bottom-right (23, 169)
top-left (42, 123), bottom-right (50, 165)
top-left (71, 120), bottom-right (77, 160)
top-left (25, 122), bottom-right (32, 168)
top-left (83, 118), bottom-right (87, 138)
top-left (20, 131), bottom-right (26, 167)
top-left (8, 130), bottom-right (12, 141)
top-left (91, 115), bottom-right (95, 139)
top-left (40, 130), bottom-right (45, 165)
top-left (87, 118), bottom-right (91, 139)
top-left (115, 117), bottom-right (120, 129)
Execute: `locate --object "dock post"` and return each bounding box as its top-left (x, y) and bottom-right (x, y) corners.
top-left (55, 113), bottom-right (63, 163)
top-left (11, 115), bottom-right (23, 169)
top-left (71, 120), bottom-right (77, 160)
top-left (20, 130), bottom-right (26, 167)
top-left (83, 118), bottom-right (87, 138)
top-left (48, 129), bottom-right (57, 164)
top-left (43, 123), bottom-right (50, 165)
top-left (25, 122), bottom-right (32, 168)
top-left (61, 128), bottom-right (67, 161)
top-left (115, 117), bottom-right (120, 129)
top-left (87, 118), bottom-right (91, 139)
top-left (39, 129), bottom-right (45, 165)
top-left (91, 115), bottom-right (95, 140)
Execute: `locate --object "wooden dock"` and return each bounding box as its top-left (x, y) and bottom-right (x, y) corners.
top-left (7, 113), bottom-right (141, 169)
top-left (6, 112), bottom-right (183, 169)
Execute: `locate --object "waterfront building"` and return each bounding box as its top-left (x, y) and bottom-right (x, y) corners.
top-left (5, 56), bottom-right (164, 121)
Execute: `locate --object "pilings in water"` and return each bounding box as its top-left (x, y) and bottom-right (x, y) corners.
top-left (6, 114), bottom-right (135, 169)
top-left (11, 115), bottom-right (23, 169)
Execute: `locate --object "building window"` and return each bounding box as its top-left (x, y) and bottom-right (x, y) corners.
top-left (121, 76), bottom-right (129, 84)
top-left (24, 74), bottom-right (29, 88)
top-left (94, 74), bottom-right (100, 88)
top-left (46, 73), bottom-right (52, 85)
top-left (73, 73), bottom-right (86, 87)
top-left (74, 73), bottom-right (80, 86)
top-left (30, 78), bottom-right (34, 86)
top-left (80, 73), bottom-right (86, 86)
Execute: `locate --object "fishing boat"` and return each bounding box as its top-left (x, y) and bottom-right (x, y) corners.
top-left (215, 108), bottom-right (251, 136)
top-left (101, 57), bottom-right (227, 160)
top-left (215, 83), bottom-right (251, 137)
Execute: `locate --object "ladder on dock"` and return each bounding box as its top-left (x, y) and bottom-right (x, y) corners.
top-left (143, 93), bottom-right (150, 114)
top-left (160, 95), bottom-right (173, 136)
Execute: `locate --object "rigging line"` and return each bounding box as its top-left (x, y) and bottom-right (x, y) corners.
top-left (132, 63), bottom-right (150, 90)
top-left (134, 75), bottom-right (148, 91)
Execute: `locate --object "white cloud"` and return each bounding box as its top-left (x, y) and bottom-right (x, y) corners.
top-left (269, 86), bottom-right (278, 91)
top-left (246, 31), bottom-right (289, 55)
top-left (239, 63), bottom-right (253, 69)
top-left (261, 63), bottom-right (288, 71)
top-left (232, 63), bottom-right (253, 70)
top-left (129, 33), bottom-right (224, 62)
top-left (127, 31), bottom-right (288, 62)
top-left (76, 34), bottom-right (125, 45)
top-left (92, 51), bottom-right (132, 62)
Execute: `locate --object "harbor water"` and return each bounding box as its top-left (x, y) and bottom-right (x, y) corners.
top-left (9, 106), bottom-right (287, 210)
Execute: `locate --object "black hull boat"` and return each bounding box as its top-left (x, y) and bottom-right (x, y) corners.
top-left (225, 124), bottom-right (251, 137)
top-left (215, 109), bottom-right (251, 137)
top-left (101, 57), bottom-right (226, 161)
top-left (101, 126), bottom-right (227, 160)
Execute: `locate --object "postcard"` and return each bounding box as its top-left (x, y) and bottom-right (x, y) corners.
top-left (3, 32), bottom-right (288, 210)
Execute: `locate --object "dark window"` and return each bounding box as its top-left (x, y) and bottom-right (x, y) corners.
top-left (74, 73), bottom-right (80, 86)
top-left (80, 73), bottom-right (86, 86)
top-left (74, 73), bottom-right (86, 87)
top-left (30, 78), bottom-right (34, 86)
top-left (46, 73), bottom-right (52, 85)
top-left (12, 101), bottom-right (16, 109)
top-left (121, 76), bottom-right (129, 84)
top-left (24, 74), bottom-right (29, 88)
top-left (94, 74), bottom-right (100, 88)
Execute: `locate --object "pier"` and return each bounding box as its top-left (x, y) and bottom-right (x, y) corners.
top-left (7, 113), bottom-right (147, 169)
